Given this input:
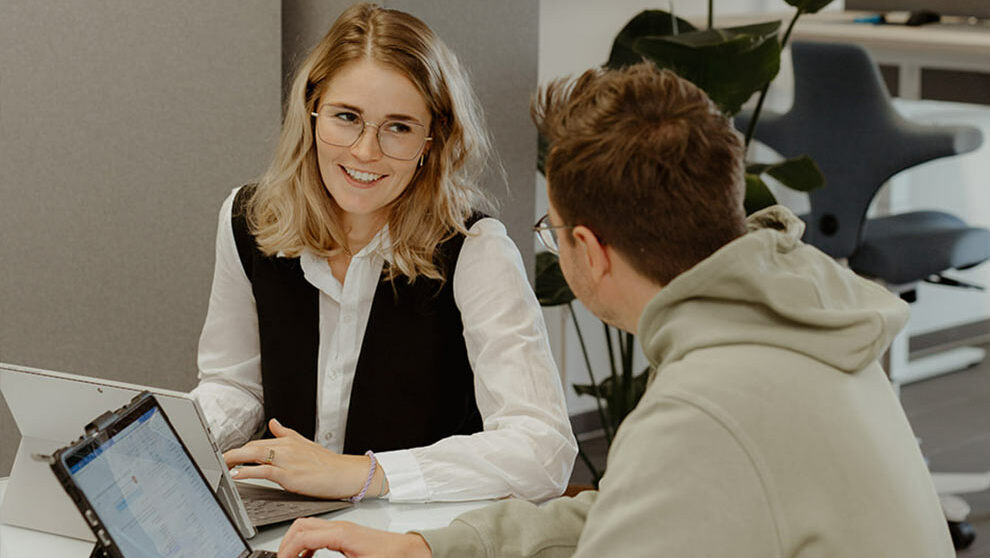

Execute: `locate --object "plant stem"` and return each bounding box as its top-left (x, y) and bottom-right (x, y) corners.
top-left (623, 332), bottom-right (634, 373)
top-left (576, 441), bottom-right (602, 487)
top-left (623, 332), bottom-right (635, 411)
top-left (602, 322), bottom-right (624, 442)
top-left (603, 324), bottom-right (622, 434)
top-left (743, 8), bottom-right (804, 148)
top-left (603, 323), bottom-right (619, 380)
top-left (779, 7), bottom-right (802, 49)
top-left (669, 1), bottom-right (679, 36)
top-left (568, 302), bottom-right (614, 443)
top-left (615, 325), bottom-right (627, 370)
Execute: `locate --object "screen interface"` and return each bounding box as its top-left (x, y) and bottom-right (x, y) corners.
top-left (65, 405), bottom-right (245, 558)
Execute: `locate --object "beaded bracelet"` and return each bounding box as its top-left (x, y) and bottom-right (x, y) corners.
top-left (348, 450), bottom-right (377, 503)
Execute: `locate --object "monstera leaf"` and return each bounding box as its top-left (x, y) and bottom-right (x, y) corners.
top-left (535, 251), bottom-right (574, 307)
top-left (629, 21), bottom-right (782, 116)
top-left (574, 364), bottom-right (651, 431)
top-left (605, 11), bottom-right (781, 116)
top-left (744, 173), bottom-right (779, 215)
top-left (748, 156), bottom-right (824, 192)
top-left (744, 156), bottom-right (825, 214)
top-left (607, 10), bottom-right (698, 69)
top-left (785, 0), bottom-right (834, 13)
top-left (573, 366), bottom-right (650, 400)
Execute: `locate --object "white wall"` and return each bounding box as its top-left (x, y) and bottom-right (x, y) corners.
top-left (887, 100), bottom-right (990, 336)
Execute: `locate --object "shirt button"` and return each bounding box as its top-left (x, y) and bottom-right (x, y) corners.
top-left (324, 432), bottom-right (334, 442)
top-left (342, 313), bottom-right (354, 323)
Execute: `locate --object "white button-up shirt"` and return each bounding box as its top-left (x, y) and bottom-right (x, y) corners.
top-left (191, 188), bottom-right (577, 502)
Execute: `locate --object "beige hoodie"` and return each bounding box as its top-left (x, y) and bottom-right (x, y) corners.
top-left (421, 207), bottom-right (953, 557)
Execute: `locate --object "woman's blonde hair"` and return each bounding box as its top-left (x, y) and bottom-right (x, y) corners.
top-left (248, 2), bottom-right (494, 282)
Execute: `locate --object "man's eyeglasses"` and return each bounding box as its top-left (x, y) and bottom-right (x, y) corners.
top-left (533, 213), bottom-right (574, 256)
top-left (311, 104), bottom-right (432, 161)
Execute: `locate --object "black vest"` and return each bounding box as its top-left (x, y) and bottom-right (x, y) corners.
top-left (231, 186), bottom-right (483, 454)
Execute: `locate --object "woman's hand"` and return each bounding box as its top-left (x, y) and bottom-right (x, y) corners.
top-left (277, 519), bottom-right (432, 558)
top-left (223, 418), bottom-right (379, 500)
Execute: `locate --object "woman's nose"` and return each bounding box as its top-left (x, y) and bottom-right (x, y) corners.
top-left (350, 122), bottom-right (383, 161)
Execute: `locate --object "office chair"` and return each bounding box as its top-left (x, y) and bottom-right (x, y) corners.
top-left (736, 40), bottom-right (988, 388)
top-left (736, 40), bottom-right (990, 549)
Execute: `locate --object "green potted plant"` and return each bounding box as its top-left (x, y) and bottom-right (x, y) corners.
top-left (537, 0), bottom-right (835, 486)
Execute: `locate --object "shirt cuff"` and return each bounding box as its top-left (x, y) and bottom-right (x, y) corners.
top-left (375, 449), bottom-right (429, 502)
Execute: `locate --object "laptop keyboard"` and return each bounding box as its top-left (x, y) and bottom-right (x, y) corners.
top-left (236, 482), bottom-right (352, 527)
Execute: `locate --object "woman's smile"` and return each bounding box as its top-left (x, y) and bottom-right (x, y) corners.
top-left (340, 164), bottom-right (386, 188)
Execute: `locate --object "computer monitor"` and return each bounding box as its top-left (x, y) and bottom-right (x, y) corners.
top-left (846, 0), bottom-right (990, 19)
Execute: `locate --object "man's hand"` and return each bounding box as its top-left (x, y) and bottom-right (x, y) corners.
top-left (277, 518), bottom-right (432, 558)
top-left (224, 418), bottom-right (374, 499)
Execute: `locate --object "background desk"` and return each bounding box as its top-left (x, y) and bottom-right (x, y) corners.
top-left (0, 478), bottom-right (493, 557)
top-left (710, 10), bottom-right (990, 101)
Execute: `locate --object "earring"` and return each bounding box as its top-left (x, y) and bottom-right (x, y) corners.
top-left (419, 154), bottom-right (425, 167)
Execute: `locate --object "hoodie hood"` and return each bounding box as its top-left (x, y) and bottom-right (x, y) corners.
top-left (638, 206), bottom-right (909, 374)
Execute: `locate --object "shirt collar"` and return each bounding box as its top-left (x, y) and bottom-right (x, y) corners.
top-left (298, 225), bottom-right (392, 298)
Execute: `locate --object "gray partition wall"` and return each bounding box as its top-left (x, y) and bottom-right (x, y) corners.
top-left (0, 1), bottom-right (283, 476)
top-left (0, 1), bottom-right (539, 476)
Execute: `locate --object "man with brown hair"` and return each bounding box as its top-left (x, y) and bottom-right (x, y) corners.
top-left (276, 62), bottom-right (953, 557)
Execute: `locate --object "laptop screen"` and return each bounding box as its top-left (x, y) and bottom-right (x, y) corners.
top-left (62, 401), bottom-right (248, 558)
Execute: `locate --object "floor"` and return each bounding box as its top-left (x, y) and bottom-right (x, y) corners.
top-left (902, 343), bottom-right (990, 556)
top-left (568, 341), bottom-right (990, 555)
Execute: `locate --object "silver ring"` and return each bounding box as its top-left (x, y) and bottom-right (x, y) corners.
top-left (265, 447), bottom-right (276, 465)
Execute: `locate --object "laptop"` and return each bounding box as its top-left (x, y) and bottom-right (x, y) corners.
top-left (0, 363), bottom-right (350, 541)
top-left (50, 391), bottom-right (276, 558)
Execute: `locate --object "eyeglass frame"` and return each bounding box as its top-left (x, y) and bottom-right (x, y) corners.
top-left (533, 213), bottom-right (575, 256)
top-left (310, 104), bottom-right (433, 161)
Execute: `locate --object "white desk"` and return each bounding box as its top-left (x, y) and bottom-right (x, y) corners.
top-left (0, 478), bottom-right (493, 557)
top-left (708, 10), bottom-right (990, 100)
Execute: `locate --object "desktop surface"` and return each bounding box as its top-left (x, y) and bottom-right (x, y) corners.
top-left (0, 478), bottom-right (494, 557)
top-left (709, 10), bottom-right (990, 53)
top-left (846, 0), bottom-right (990, 19)
top-left (703, 10), bottom-right (990, 102)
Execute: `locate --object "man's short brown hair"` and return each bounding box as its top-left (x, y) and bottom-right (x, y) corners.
top-left (533, 62), bottom-right (747, 286)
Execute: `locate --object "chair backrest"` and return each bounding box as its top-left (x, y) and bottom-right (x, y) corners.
top-left (741, 41), bottom-right (982, 259)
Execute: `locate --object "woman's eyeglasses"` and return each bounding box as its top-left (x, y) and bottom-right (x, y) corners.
top-left (311, 104), bottom-right (431, 161)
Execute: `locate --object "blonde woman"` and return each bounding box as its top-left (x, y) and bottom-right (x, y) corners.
top-left (190, 3), bottom-right (575, 505)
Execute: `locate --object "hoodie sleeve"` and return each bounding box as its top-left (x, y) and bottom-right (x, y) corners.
top-left (418, 491), bottom-right (596, 558)
top-left (420, 380), bottom-right (782, 558)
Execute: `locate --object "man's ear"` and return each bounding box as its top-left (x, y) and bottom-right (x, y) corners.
top-left (571, 225), bottom-right (610, 282)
